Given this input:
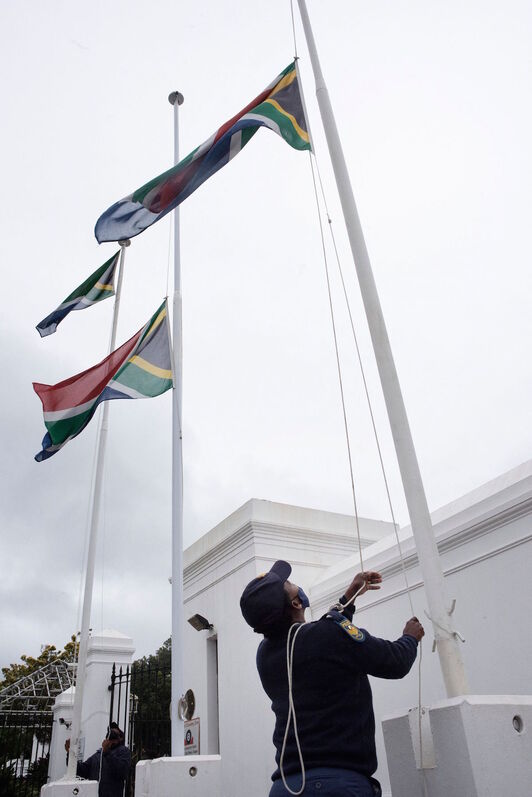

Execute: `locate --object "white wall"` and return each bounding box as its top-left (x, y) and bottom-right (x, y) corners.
top-left (181, 462), bottom-right (532, 797)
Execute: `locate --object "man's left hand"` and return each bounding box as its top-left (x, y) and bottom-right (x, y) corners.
top-left (102, 738), bottom-right (115, 754)
top-left (345, 571), bottom-right (382, 599)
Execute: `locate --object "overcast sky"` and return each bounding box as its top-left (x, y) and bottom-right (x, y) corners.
top-left (1, 0), bottom-right (531, 671)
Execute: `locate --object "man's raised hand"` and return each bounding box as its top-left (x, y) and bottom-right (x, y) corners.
top-left (346, 571), bottom-right (382, 599)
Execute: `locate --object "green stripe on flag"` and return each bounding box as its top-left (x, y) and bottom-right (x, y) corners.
top-left (44, 406), bottom-right (96, 444)
top-left (252, 102), bottom-right (310, 150)
top-left (240, 127), bottom-right (259, 148)
top-left (63, 253), bottom-right (118, 303)
top-left (113, 361), bottom-right (173, 396)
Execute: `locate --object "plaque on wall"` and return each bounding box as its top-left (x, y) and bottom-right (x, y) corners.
top-left (184, 717), bottom-right (200, 755)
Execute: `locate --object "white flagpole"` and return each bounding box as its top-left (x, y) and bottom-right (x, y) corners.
top-left (67, 239), bottom-right (130, 777)
top-left (296, 0), bottom-right (468, 699)
top-left (168, 89), bottom-right (185, 757)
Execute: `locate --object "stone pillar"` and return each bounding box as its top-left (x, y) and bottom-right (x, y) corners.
top-left (81, 629), bottom-right (135, 759)
top-left (43, 629), bottom-right (134, 796)
top-left (48, 687), bottom-right (75, 783)
top-left (382, 695), bottom-right (532, 796)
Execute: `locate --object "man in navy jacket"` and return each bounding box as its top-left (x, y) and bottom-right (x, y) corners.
top-left (240, 560), bottom-right (424, 797)
top-left (66, 725), bottom-right (130, 797)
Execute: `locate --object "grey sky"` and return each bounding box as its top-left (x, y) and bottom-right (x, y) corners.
top-left (1, 0), bottom-right (531, 670)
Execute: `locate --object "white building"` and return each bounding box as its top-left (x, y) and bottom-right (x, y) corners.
top-left (179, 460), bottom-right (532, 797)
top-left (45, 460), bottom-right (532, 796)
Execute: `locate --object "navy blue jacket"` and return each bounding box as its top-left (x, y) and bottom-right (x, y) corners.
top-left (256, 608), bottom-right (418, 781)
top-left (77, 743), bottom-right (131, 797)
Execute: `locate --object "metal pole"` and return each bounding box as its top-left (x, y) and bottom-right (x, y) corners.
top-left (168, 88), bottom-right (185, 756)
top-left (296, 0), bottom-right (468, 698)
top-left (67, 240), bottom-right (130, 777)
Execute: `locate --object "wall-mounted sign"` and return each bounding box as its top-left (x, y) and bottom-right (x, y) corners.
top-left (184, 717), bottom-right (200, 755)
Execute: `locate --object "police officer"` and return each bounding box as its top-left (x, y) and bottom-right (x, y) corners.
top-left (65, 724), bottom-right (131, 797)
top-left (240, 560), bottom-right (424, 797)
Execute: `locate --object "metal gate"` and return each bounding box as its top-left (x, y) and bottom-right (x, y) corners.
top-left (0, 710), bottom-right (53, 796)
top-left (109, 662), bottom-right (171, 796)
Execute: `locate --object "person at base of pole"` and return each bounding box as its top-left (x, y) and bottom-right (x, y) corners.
top-left (65, 723), bottom-right (131, 797)
top-left (240, 561), bottom-right (424, 797)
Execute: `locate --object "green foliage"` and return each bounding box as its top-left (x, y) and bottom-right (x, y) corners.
top-left (0, 636), bottom-right (79, 690)
top-left (133, 637), bottom-right (171, 670)
top-left (132, 637), bottom-right (171, 722)
top-left (0, 724), bottom-right (32, 761)
top-left (129, 638), bottom-right (171, 760)
top-left (0, 755), bottom-right (50, 797)
top-left (24, 754), bottom-right (50, 795)
top-left (0, 764), bottom-right (19, 797)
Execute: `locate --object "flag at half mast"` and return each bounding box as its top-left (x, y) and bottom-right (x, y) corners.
top-left (36, 251), bottom-right (120, 337)
top-left (33, 300), bottom-right (173, 461)
top-left (95, 62), bottom-right (310, 243)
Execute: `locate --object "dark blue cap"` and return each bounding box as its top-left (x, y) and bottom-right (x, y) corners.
top-left (240, 560), bottom-right (292, 634)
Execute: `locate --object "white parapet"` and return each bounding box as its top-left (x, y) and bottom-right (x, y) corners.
top-left (41, 779), bottom-right (98, 797)
top-left (48, 687), bottom-right (75, 783)
top-left (135, 755), bottom-right (222, 797)
top-left (382, 695), bottom-right (532, 796)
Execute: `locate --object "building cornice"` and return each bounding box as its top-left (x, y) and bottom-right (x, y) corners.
top-left (311, 502), bottom-right (532, 616)
top-left (184, 519), bottom-right (364, 590)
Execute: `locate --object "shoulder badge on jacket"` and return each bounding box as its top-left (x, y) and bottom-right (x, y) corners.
top-left (333, 616), bottom-right (365, 642)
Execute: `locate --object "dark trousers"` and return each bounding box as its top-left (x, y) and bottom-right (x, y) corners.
top-left (269, 767), bottom-right (381, 797)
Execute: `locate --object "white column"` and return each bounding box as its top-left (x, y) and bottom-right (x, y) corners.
top-left (81, 629), bottom-right (135, 758)
top-left (296, 0), bottom-right (468, 697)
top-left (168, 89), bottom-right (185, 756)
top-left (48, 687), bottom-right (75, 783)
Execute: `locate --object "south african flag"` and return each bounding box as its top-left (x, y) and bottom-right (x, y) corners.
top-left (36, 251), bottom-right (119, 337)
top-left (95, 62), bottom-right (311, 243)
top-left (33, 301), bottom-right (173, 461)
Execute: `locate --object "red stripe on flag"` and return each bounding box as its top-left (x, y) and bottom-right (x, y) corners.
top-left (33, 329), bottom-right (142, 412)
top-left (213, 83), bottom-right (275, 144)
top-left (145, 158), bottom-right (204, 214)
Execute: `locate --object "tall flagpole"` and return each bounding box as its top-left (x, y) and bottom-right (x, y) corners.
top-left (67, 239), bottom-right (130, 777)
top-left (168, 89), bottom-right (185, 757)
top-left (296, 0), bottom-right (468, 699)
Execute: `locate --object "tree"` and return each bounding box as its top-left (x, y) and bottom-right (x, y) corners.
top-left (0, 764), bottom-right (19, 797)
top-left (128, 638), bottom-right (172, 760)
top-left (133, 637), bottom-right (171, 671)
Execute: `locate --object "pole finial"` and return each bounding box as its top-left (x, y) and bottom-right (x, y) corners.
top-left (168, 91), bottom-right (184, 106)
top-left (118, 239), bottom-right (131, 248)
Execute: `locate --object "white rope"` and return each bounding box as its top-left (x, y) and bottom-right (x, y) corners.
top-left (98, 741), bottom-right (104, 785)
top-left (166, 214), bottom-right (173, 299)
top-left (100, 455), bottom-right (106, 639)
top-left (289, 8), bottom-right (428, 788)
top-left (280, 623), bottom-right (306, 796)
top-left (74, 418), bottom-right (102, 675)
top-left (291, 1), bottom-right (365, 570)
top-left (289, 0), bottom-right (299, 60)
top-left (311, 150), bottom-right (429, 786)
top-left (311, 155), bottom-right (416, 615)
top-left (307, 150), bottom-right (364, 574)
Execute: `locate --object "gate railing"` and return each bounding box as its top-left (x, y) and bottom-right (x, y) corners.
top-left (0, 710), bottom-right (53, 797)
top-left (109, 661), bottom-right (171, 795)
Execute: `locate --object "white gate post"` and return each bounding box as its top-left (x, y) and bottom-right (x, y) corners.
top-left (43, 629), bottom-right (134, 795)
top-left (48, 687), bottom-right (75, 783)
top-left (81, 629), bottom-right (135, 758)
